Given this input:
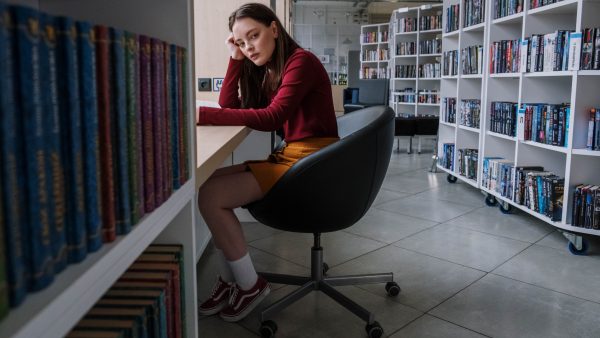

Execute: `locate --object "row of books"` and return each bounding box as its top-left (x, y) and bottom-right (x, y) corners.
top-left (457, 148), bottom-right (478, 180)
top-left (396, 17), bottom-right (418, 33)
top-left (443, 50), bottom-right (459, 76)
top-left (581, 27), bottom-right (600, 70)
top-left (439, 143), bottom-right (456, 170)
top-left (420, 14), bottom-right (442, 31)
top-left (482, 158), bottom-right (516, 201)
top-left (530, 0), bottom-right (564, 10)
top-left (419, 63), bottom-right (441, 78)
top-left (362, 49), bottom-right (389, 62)
top-left (417, 90), bottom-right (440, 104)
top-left (420, 38), bottom-right (442, 55)
top-left (460, 99), bottom-right (481, 129)
top-left (462, 45), bottom-right (484, 75)
top-left (518, 103), bottom-right (570, 147)
top-left (442, 97), bottom-right (457, 123)
top-left (490, 39), bottom-right (521, 74)
top-left (463, 0), bottom-right (485, 28)
top-left (361, 67), bottom-right (388, 79)
top-left (396, 41), bottom-right (416, 56)
top-left (494, 0), bottom-right (524, 19)
top-left (445, 4), bottom-right (460, 33)
top-left (572, 185), bottom-right (600, 229)
top-left (587, 108), bottom-right (600, 150)
top-left (394, 88), bottom-right (417, 103)
top-left (0, 3), bottom-right (190, 316)
top-left (65, 244), bottom-right (186, 338)
top-left (524, 31), bottom-right (572, 73)
top-left (490, 102), bottom-right (518, 137)
top-left (395, 65), bottom-right (417, 78)
top-left (362, 31), bottom-right (388, 44)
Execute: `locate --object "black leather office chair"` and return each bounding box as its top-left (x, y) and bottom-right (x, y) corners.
top-left (343, 79), bottom-right (390, 114)
top-left (246, 106), bottom-right (399, 338)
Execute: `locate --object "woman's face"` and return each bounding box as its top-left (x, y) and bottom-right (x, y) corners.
top-left (232, 17), bottom-right (278, 66)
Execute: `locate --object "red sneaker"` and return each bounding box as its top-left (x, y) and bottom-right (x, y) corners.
top-left (198, 276), bottom-right (232, 316)
top-left (219, 276), bottom-right (271, 322)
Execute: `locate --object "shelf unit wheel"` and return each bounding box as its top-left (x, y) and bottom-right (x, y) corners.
top-left (260, 320), bottom-right (278, 338)
top-left (365, 321), bottom-right (384, 338)
top-left (323, 262), bottom-right (329, 275)
top-left (485, 194), bottom-right (498, 207)
top-left (447, 174), bottom-right (458, 183)
top-left (499, 202), bottom-right (512, 214)
top-left (385, 281), bottom-right (401, 297)
top-left (568, 239), bottom-right (589, 256)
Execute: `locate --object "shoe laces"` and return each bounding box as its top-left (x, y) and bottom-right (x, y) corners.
top-left (228, 283), bottom-right (240, 306)
top-left (209, 276), bottom-right (229, 299)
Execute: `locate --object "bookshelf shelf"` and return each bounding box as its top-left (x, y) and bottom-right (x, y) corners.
top-left (388, 4), bottom-right (443, 119)
top-left (395, 31), bottom-right (418, 36)
top-left (360, 22), bottom-right (390, 79)
top-left (487, 131), bottom-right (516, 141)
top-left (419, 102), bottom-right (441, 106)
top-left (443, 30), bottom-right (460, 38)
top-left (459, 175), bottom-right (479, 188)
top-left (572, 149), bottom-right (600, 157)
top-left (578, 70), bottom-right (600, 76)
top-left (527, 0), bottom-right (578, 16)
top-left (442, 75), bottom-right (459, 79)
top-left (461, 74), bottom-right (483, 78)
top-left (0, 0), bottom-right (200, 337)
top-left (520, 140), bottom-right (569, 154)
top-left (459, 125), bottom-right (481, 133)
top-left (492, 12), bottom-right (524, 25)
top-left (395, 102), bottom-right (417, 106)
top-left (463, 22), bottom-right (486, 32)
top-left (437, 165), bottom-right (456, 176)
top-left (440, 121), bottom-right (457, 127)
top-left (395, 54), bottom-right (417, 58)
top-left (490, 72), bottom-right (520, 78)
top-left (523, 70), bottom-right (574, 77)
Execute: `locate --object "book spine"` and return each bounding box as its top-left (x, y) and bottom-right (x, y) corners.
top-left (125, 32), bottom-right (142, 225)
top-left (139, 35), bottom-right (156, 213)
top-left (180, 47), bottom-right (190, 184)
top-left (42, 14), bottom-right (68, 272)
top-left (151, 38), bottom-right (164, 206)
top-left (14, 5), bottom-right (55, 291)
top-left (0, 174), bottom-right (7, 318)
top-left (134, 37), bottom-right (145, 219)
top-left (568, 32), bottom-right (581, 71)
top-left (593, 188), bottom-right (600, 230)
top-left (77, 21), bottom-right (103, 253)
top-left (170, 45), bottom-right (181, 190)
top-left (95, 25), bottom-right (117, 242)
top-left (595, 108), bottom-right (600, 150)
top-left (163, 41), bottom-right (173, 198)
top-left (111, 28), bottom-right (132, 236)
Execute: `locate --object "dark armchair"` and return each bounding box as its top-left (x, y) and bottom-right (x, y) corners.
top-left (246, 106), bottom-right (400, 338)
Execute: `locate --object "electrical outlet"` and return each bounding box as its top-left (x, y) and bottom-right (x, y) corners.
top-left (198, 78), bottom-right (212, 92)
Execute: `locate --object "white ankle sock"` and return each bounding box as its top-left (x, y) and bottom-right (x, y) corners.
top-left (214, 248), bottom-right (234, 282)
top-left (228, 253), bottom-right (258, 290)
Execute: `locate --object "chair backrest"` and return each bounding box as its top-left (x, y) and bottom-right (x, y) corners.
top-left (246, 106), bottom-right (395, 233)
top-left (357, 79), bottom-right (389, 105)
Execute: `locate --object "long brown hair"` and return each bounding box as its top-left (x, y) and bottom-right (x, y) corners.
top-left (229, 3), bottom-right (300, 108)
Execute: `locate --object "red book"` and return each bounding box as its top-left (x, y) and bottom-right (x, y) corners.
top-left (95, 25), bottom-right (116, 242)
top-left (177, 47), bottom-right (187, 185)
top-left (139, 35), bottom-right (155, 213)
top-left (163, 41), bottom-right (173, 199)
top-left (151, 39), bottom-right (164, 206)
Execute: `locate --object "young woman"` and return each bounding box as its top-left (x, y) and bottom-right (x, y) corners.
top-left (196, 3), bottom-right (339, 322)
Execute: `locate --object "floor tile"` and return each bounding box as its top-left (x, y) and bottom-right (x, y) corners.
top-left (394, 224), bottom-right (531, 272)
top-left (238, 285), bottom-right (422, 338)
top-left (389, 314), bottom-right (487, 338)
top-left (381, 173), bottom-right (440, 194)
top-left (443, 207), bottom-right (554, 243)
top-left (535, 230), bottom-right (569, 251)
top-left (377, 196), bottom-right (478, 223)
top-left (249, 231), bottom-right (386, 268)
top-left (198, 316), bottom-right (257, 337)
top-left (371, 188), bottom-right (410, 207)
top-left (493, 244), bottom-right (600, 303)
top-left (430, 274), bottom-right (600, 338)
top-left (329, 245), bottom-right (485, 312)
top-left (242, 221), bottom-right (283, 242)
top-left (412, 183), bottom-right (487, 208)
top-left (344, 208), bottom-right (437, 244)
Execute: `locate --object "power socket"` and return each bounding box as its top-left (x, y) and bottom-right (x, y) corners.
top-left (197, 78), bottom-right (212, 92)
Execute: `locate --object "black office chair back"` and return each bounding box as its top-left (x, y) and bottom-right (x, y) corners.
top-left (247, 106), bottom-right (395, 233)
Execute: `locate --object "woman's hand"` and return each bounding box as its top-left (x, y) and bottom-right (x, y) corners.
top-left (226, 33), bottom-right (245, 61)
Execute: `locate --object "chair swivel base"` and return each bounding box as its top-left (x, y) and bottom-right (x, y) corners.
top-left (257, 234), bottom-right (400, 338)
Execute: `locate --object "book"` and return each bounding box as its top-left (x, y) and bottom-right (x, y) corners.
top-left (593, 187), bottom-right (600, 230)
top-left (0, 2), bottom-right (28, 306)
top-left (74, 319), bottom-right (139, 338)
top-left (95, 25), bottom-right (117, 242)
top-left (76, 21), bottom-right (103, 253)
top-left (163, 41), bottom-right (172, 199)
top-left (151, 39), bottom-right (165, 206)
top-left (14, 4), bottom-right (55, 291)
top-left (169, 45), bottom-right (181, 190)
top-left (102, 289), bottom-right (165, 338)
top-left (567, 32), bottom-right (581, 70)
top-left (179, 47), bottom-right (189, 184)
top-left (56, 16), bottom-right (87, 264)
top-left (111, 281), bottom-right (166, 337)
top-left (139, 35), bottom-right (156, 212)
top-left (581, 28), bottom-right (594, 70)
top-left (110, 28), bottom-right (132, 236)
top-left (587, 109), bottom-right (596, 149)
top-left (84, 307), bottom-right (148, 338)
top-left (0, 175), bottom-right (7, 318)
top-left (66, 331), bottom-right (124, 338)
top-left (95, 298), bottom-right (165, 338)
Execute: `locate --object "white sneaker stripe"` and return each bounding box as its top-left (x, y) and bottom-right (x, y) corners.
top-left (215, 287), bottom-right (229, 301)
top-left (233, 288), bottom-right (260, 311)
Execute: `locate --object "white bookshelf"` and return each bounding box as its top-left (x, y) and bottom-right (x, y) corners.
top-left (388, 5), bottom-right (443, 118)
top-left (359, 23), bottom-right (390, 79)
top-left (0, 0), bottom-right (199, 337)
top-left (439, 0), bottom-right (600, 252)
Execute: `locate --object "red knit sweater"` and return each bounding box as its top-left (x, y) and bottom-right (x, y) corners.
top-left (197, 48), bottom-right (339, 142)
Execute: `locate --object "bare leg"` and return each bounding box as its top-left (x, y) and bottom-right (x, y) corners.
top-left (197, 170), bottom-right (264, 261)
top-left (210, 163), bottom-right (248, 178)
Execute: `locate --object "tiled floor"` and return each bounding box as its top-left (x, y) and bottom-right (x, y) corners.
top-left (196, 151), bottom-right (600, 337)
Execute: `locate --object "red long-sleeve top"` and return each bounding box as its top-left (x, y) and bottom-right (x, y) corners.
top-left (197, 48), bottom-right (339, 142)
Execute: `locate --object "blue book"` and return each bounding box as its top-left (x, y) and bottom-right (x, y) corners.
top-left (56, 16), bottom-right (87, 263)
top-left (170, 45), bottom-right (181, 190)
top-left (565, 107), bottom-right (570, 148)
top-left (14, 5), bottom-right (55, 291)
top-left (111, 28), bottom-right (132, 235)
top-left (77, 20), bottom-right (103, 252)
top-left (40, 13), bottom-right (68, 273)
top-left (0, 2), bottom-right (28, 306)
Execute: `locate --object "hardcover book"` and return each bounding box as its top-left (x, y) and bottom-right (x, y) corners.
top-left (73, 319), bottom-right (139, 338)
top-left (169, 45), bottom-right (181, 190)
top-left (139, 35), bottom-right (156, 213)
top-left (567, 32), bottom-right (581, 70)
top-left (0, 177), bottom-right (7, 318)
top-left (84, 307), bottom-right (148, 338)
top-left (151, 38), bottom-right (164, 206)
top-left (95, 298), bottom-right (165, 338)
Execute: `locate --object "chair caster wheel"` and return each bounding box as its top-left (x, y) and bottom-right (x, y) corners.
top-left (322, 262), bottom-right (329, 275)
top-left (485, 194), bottom-right (497, 207)
top-left (447, 174), bottom-right (457, 183)
top-left (365, 321), bottom-right (384, 338)
top-left (385, 281), bottom-right (401, 297)
top-left (260, 320), bottom-right (278, 338)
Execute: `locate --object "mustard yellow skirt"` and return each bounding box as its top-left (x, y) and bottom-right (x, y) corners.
top-left (246, 137), bottom-right (339, 193)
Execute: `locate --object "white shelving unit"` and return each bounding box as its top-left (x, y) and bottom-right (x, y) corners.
top-left (440, 0), bottom-right (600, 252)
top-left (359, 23), bottom-right (390, 79)
top-left (0, 1), bottom-right (199, 337)
top-left (388, 4), bottom-right (443, 118)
